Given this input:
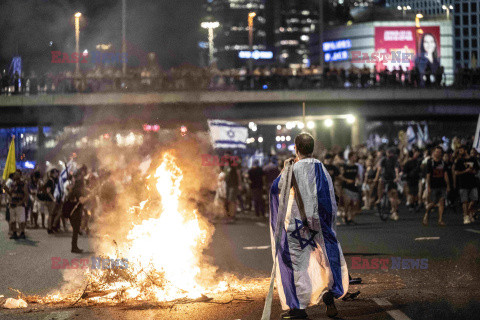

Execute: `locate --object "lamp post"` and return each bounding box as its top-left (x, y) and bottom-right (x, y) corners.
top-left (442, 5), bottom-right (453, 20)
top-left (318, 0), bottom-right (324, 72)
top-left (201, 21), bottom-right (220, 65)
top-left (248, 12), bottom-right (256, 88)
top-left (122, 0), bottom-right (127, 77)
top-left (74, 12), bottom-right (82, 76)
top-left (415, 13), bottom-right (423, 28)
top-left (397, 5), bottom-right (411, 19)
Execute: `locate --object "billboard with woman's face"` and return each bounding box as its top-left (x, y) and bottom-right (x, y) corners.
top-left (374, 27), bottom-right (441, 65)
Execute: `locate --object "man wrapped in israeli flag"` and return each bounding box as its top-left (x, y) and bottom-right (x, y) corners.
top-left (262, 133), bottom-right (349, 320)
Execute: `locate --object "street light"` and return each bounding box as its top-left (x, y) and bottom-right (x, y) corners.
top-left (324, 119), bottom-right (333, 128)
top-left (442, 5), bottom-right (453, 20)
top-left (201, 21), bottom-right (220, 66)
top-left (415, 13), bottom-right (423, 28)
top-left (397, 5), bottom-right (411, 19)
top-left (248, 12), bottom-right (256, 88)
top-left (346, 115), bottom-right (356, 124)
top-left (74, 12), bottom-right (82, 76)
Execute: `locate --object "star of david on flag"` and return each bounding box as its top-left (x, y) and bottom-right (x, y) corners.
top-left (290, 219), bottom-right (318, 250)
top-left (208, 119), bottom-right (248, 149)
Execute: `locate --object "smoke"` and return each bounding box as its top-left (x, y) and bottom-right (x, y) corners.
top-left (0, 0), bottom-right (203, 72)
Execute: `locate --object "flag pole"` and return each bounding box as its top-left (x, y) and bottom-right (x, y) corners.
top-left (302, 102), bottom-right (306, 129)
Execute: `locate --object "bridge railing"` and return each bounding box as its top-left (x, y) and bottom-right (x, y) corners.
top-left (1, 68), bottom-right (479, 95)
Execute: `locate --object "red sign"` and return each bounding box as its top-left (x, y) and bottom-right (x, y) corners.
top-left (374, 26), bottom-right (441, 72)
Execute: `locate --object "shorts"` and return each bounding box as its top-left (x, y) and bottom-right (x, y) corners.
top-left (38, 201), bottom-right (55, 216)
top-left (407, 182), bottom-right (419, 196)
top-left (430, 188), bottom-right (446, 204)
top-left (384, 180), bottom-right (397, 192)
top-left (226, 187), bottom-right (238, 202)
top-left (9, 205), bottom-right (26, 224)
top-left (459, 188), bottom-right (478, 203)
top-left (343, 189), bottom-right (360, 202)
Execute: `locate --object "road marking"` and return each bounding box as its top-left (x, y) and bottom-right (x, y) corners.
top-left (465, 228), bottom-right (480, 234)
top-left (372, 298), bottom-right (392, 306)
top-left (414, 237), bottom-right (440, 241)
top-left (372, 298), bottom-right (411, 320)
top-left (42, 311), bottom-right (74, 320)
top-left (243, 245), bottom-right (270, 250)
top-left (255, 222), bottom-right (267, 227)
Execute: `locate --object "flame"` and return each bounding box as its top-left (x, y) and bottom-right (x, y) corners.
top-left (31, 152), bottom-right (264, 305)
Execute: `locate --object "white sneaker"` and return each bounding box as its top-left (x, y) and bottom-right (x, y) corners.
top-left (390, 212), bottom-right (399, 221)
top-left (463, 216), bottom-right (471, 225)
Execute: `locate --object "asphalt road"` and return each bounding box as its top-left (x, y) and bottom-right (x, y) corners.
top-left (1, 204), bottom-right (480, 320)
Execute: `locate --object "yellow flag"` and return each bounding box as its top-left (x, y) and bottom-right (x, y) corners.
top-left (3, 137), bottom-right (16, 181)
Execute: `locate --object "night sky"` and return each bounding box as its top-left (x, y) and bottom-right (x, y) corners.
top-left (0, 0), bottom-right (205, 73)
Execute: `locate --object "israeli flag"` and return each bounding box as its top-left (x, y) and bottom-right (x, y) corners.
top-left (269, 158), bottom-right (349, 310)
top-left (54, 160), bottom-right (76, 202)
top-left (474, 115), bottom-right (480, 152)
top-left (207, 119), bottom-right (248, 149)
top-left (406, 126), bottom-right (416, 147)
top-left (416, 124), bottom-right (424, 148)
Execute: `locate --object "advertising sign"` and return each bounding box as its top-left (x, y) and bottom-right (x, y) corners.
top-left (374, 26), bottom-right (441, 73)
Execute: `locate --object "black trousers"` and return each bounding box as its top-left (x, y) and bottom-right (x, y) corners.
top-left (69, 206), bottom-right (82, 250)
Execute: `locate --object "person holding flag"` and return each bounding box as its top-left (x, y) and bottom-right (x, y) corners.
top-left (263, 133), bottom-right (349, 320)
top-left (2, 136), bottom-right (17, 236)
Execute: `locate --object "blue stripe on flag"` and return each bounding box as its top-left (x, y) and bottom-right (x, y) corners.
top-left (209, 122), bottom-right (245, 128)
top-left (214, 140), bottom-right (246, 145)
top-left (315, 163), bottom-right (344, 298)
top-left (269, 176), bottom-right (300, 309)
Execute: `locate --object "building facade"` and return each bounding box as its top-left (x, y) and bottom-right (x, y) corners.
top-left (273, 0), bottom-right (319, 67)
top-left (205, 0), bottom-right (270, 69)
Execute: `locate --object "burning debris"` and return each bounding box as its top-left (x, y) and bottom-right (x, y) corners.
top-left (8, 152), bottom-right (263, 308)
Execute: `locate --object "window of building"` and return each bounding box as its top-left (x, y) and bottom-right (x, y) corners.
top-left (463, 15), bottom-right (469, 25)
top-left (464, 51), bottom-right (470, 60)
top-left (455, 16), bottom-right (460, 25)
top-left (473, 28), bottom-right (478, 36)
top-left (473, 39), bottom-right (478, 48)
top-left (464, 28), bottom-right (469, 36)
top-left (472, 3), bottom-right (477, 12)
top-left (463, 3), bottom-right (469, 13)
top-left (472, 15), bottom-right (477, 25)
top-left (455, 28), bottom-right (460, 37)
top-left (456, 51), bottom-right (461, 60)
top-left (456, 40), bottom-right (461, 48)
top-left (464, 39), bottom-right (470, 48)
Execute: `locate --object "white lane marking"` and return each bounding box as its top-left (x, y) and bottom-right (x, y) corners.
top-left (43, 311), bottom-right (74, 320)
top-left (466, 229), bottom-right (480, 234)
top-left (372, 298), bottom-right (412, 320)
top-left (386, 309), bottom-right (412, 320)
top-left (372, 298), bottom-right (392, 306)
top-left (243, 245), bottom-right (270, 250)
top-left (255, 222), bottom-right (267, 227)
top-left (414, 237), bottom-right (440, 241)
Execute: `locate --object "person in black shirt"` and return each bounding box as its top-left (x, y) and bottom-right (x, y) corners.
top-left (324, 154), bottom-right (340, 185)
top-left (443, 151), bottom-right (455, 208)
top-left (340, 152), bottom-right (361, 224)
top-left (425, 146), bottom-right (450, 226)
top-left (454, 145), bottom-right (479, 224)
top-left (67, 169), bottom-right (87, 253)
top-left (38, 169), bottom-right (58, 234)
top-left (248, 160), bottom-right (264, 217)
top-left (375, 148), bottom-right (400, 220)
top-left (403, 150), bottom-right (421, 212)
top-left (224, 152), bottom-right (242, 220)
top-left (363, 158), bottom-right (377, 210)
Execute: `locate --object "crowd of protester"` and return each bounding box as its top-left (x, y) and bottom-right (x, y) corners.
top-left (2, 64), bottom-right (479, 95)
top-left (1, 162), bottom-right (116, 253)
top-left (214, 135), bottom-right (480, 227)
